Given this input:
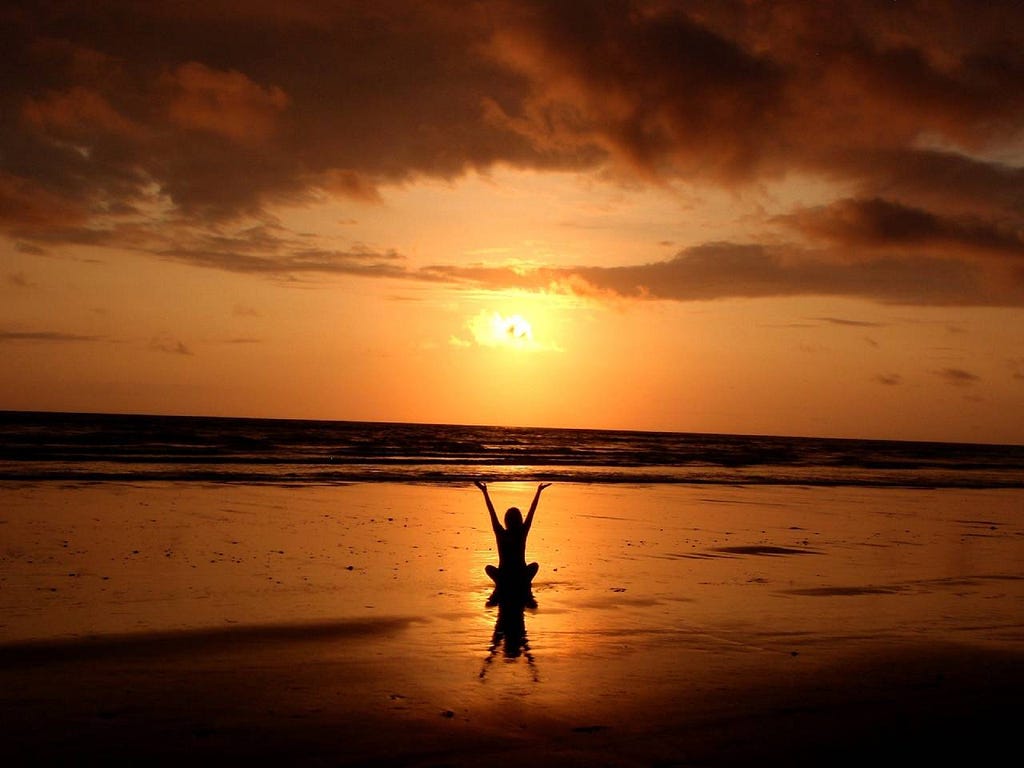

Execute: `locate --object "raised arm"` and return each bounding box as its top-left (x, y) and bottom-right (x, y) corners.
top-left (523, 482), bottom-right (551, 534)
top-left (475, 480), bottom-right (501, 534)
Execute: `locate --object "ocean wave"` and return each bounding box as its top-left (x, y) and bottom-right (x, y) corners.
top-left (2, 411), bottom-right (1022, 488)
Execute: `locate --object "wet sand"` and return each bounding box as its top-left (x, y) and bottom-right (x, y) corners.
top-left (2, 481), bottom-right (1023, 765)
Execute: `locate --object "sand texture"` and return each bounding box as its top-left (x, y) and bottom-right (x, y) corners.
top-left (2, 481), bottom-right (1022, 765)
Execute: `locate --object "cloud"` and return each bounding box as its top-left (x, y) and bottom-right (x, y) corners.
top-left (0, 2), bottom-right (542, 224)
top-left (163, 62), bottom-right (289, 145)
top-left (0, 329), bottom-right (101, 342)
top-left (5, 2), bottom-right (1021, 211)
top-left (158, 243), bottom-right (411, 278)
top-left (13, 216), bottom-right (419, 280)
top-left (823, 148), bottom-right (1024, 222)
top-left (7, 271), bottom-right (34, 288)
top-left (483, 1), bottom-right (785, 180)
top-left (482, 2), bottom-right (1024, 208)
top-left (1, 1), bottom-right (1023, 305)
top-left (936, 367), bottom-right (981, 386)
top-left (781, 197), bottom-right (1024, 256)
top-left (876, 374), bottom-right (903, 386)
top-left (149, 335), bottom-right (193, 355)
top-left (23, 85), bottom-right (143, 141)
top-left (427, 242), bottom-right (1010, 306)
top-left (814, 317), bottom-right (886, 328)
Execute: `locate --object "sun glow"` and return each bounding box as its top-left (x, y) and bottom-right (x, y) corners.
top-left (456, 309), bottom-right (546, 350)
top-left (493, 313), bottom-right (533, 346)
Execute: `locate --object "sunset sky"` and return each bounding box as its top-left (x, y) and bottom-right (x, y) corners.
top-left (2, 1), bottom-right (1023, 443)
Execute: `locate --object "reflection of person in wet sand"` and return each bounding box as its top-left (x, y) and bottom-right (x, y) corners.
top-left (475, 481), bottom-right (550, 604)
top-left (479, 601), bottom-right (537, 681)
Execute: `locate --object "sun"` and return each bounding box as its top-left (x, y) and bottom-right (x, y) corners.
top-left (457, 308), bottom-right (556, 352)
top-left (493, 313), bottom-right (533, 346)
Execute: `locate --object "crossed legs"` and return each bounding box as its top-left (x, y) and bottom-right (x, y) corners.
top-left (486, 562), bottom-right (538, 583)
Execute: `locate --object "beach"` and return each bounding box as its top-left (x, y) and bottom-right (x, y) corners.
top-left (6, 0), bottom-right (1024, 761)
top-left (2, 480), bottom-right (1022, 764)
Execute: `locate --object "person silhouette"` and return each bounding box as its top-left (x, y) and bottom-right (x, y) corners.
top-left (475, 481), bottom-right (551, 605)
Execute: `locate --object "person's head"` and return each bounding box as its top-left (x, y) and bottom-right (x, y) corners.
top-left (504, 507), bottom-right (523, 530)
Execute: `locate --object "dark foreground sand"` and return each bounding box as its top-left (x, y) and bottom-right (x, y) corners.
top-left (3, 628), bottom-right (1021, 766)
top-left (2, 482), bottom-right (1022, 765)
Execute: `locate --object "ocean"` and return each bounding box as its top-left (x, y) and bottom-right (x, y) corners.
top-left (2, 410), bottom-right (1022, 488)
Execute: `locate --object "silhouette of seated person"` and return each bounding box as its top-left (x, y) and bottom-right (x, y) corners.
top-left (475, 481), bottom-right (550, 605)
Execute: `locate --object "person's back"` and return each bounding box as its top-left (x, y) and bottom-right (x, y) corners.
top-left (475, 481), bottom-right (550, 601)
top-left (494, 507), bottom-right (528, 572)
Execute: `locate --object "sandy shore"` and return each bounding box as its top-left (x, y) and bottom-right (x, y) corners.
top-left (2, 481), bottom-right (1023, 764)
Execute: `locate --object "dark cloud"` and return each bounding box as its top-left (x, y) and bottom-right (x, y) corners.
top-left (826, 148), bottom-right (1024, 220)
top-left (149, 335), bottom-right (193, 356)
top-left (427, 242), bottom-right (1009, 306)
top-left (13, 217), bottom-right (421, 279)
top-left (158, 244), bottom-right (412, 278)
top-left (486, 1), bottom-right (1024, 210)
top-left (876, 374), bottom-right (903, 386)
top-left (814, 317), bottom-right (886, 328)
top-left (781, 197), bottom-right (1024, 256)
top-left (0, 330), bottom-right (101, 342)
top-left (1, 1), bottom-right (1023, 304)
top-left (936, 367), bottom-right (981, 386)
top-left (483, 0), bottom-right (786, 180)
top-left (0, 1), bottom-right (543, 225)
top-left (14, 242), bottom-right (46, 255)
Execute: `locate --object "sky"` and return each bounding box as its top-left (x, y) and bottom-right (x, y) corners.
top-left (2, 0), bottom-right (1023, 444)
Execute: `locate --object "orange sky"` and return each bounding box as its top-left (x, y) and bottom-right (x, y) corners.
top-left (1, 1), bottom-right (1023, 443)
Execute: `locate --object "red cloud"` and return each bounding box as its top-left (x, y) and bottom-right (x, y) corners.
top-left (164, 62), bottom-right (289, 145)
top-left (23, 86), bottom-right (142, 140)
